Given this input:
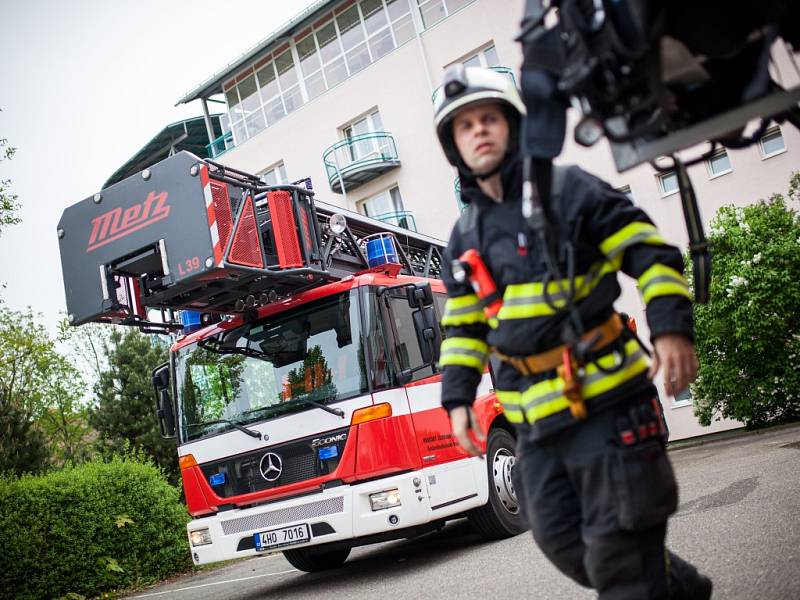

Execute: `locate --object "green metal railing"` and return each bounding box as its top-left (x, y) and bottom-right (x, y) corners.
top-left (372, 211), bottom-right (417, 232)
top-left (206, 131), bottom-right (234, 159)
top-left (490, 66), bottom-right (517, 86)
top-left (454, 176), bottom-right (467, 212)
top-left (323, 132), bottom-right (400, 191)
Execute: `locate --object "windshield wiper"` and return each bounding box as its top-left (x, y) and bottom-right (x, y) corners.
top-left (187, 418), bottom-right (263, 440)
top-left (296, 396), bottom-right (345, 418)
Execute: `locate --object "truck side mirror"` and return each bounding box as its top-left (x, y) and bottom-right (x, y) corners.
top-left (412, 305), bottom-right (441, 366)
top-left (152, 362), bottom-right (176, 439)
top-left (406, 282), bottom-right (434, 308)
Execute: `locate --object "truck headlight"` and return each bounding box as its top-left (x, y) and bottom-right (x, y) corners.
top-left (369, 488), bottom-right (401, 511)
top-left (189, 528), bottom-right (212, 547)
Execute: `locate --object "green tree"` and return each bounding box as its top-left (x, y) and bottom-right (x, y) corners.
top-left (37, 353), bottom-right (93, 468)
top-left (90, 328), bottom-right (178, 482)
top-left (0, 393), bottom-right (48, 476)
top-left (0, 307), bottom-right (88, 474)
top-left (692, 172), bottom-right (800, 428)
top-left (0, 110), bottom-right (21, 238)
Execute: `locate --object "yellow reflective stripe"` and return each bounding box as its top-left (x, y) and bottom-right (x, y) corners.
top-left (439, 337), bottom-right (489, 371)
top-left (600, 222), bottom-right (666, 260)
top-left (498, 261), bottom-right (618, 320)
top-left (442, 294), bottom-right (487, 327)
top-left (495, 390), bottom-right (524, 423)
top-left (494, 340), bottom-right (649, 424)
top-left (638, 264), bottom-right (691, 304)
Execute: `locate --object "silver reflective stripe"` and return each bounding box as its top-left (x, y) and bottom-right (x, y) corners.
top-left (446, 303), bottom-right (482, 316)
top-left (606, 231), bottom-right (660, 259)
top-left (520, 388), bottom-right (564, 412)
top-left (640, 275), bottom-right (683, 293)
top-left (441, 347), bottom-right (487, 361)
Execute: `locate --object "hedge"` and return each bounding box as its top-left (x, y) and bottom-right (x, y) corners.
top-left (0, 454), bottom-right (191, 600)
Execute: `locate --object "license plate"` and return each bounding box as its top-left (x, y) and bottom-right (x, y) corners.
top-left (254, 523), bottom-right (311, 551)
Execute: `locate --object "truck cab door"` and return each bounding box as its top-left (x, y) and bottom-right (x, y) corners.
top-left (381, 288), bottom-right (481, 508)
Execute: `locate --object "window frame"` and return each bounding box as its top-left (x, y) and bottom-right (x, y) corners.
top-left (657, 171), bottom-right (679, 197)
top-left (448, 42), bottom-right (500, 69)
top-left (259, 161), bottom-right (288, 186)
top-left (759, 126), bottom-right (787, 160)
top-left (359, 184), bottom-right (405, 218)
top-left (705, 149), bottom-right (733, 179)
top-left (416, 0), bottom-right (476, 29)
top-left (615, 184), bottom-right (634, 203)
top-left (672, 388), bottom-right (692, 408)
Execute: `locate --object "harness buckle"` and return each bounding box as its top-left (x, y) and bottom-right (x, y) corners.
top-left (557, 346), bottom-right (588, 420)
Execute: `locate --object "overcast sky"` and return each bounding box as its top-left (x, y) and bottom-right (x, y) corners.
top-left (0, 0), bottom-right (316, 331)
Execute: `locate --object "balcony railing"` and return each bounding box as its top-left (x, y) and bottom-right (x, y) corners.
top-left (372, 210), bottom-right (417, 232)
top-left (206, 131), bottom-right (234, 159)
top-left (323, 132), bottom-right (401, 193)
top-left (454, 176), bottom-right (467, 212)
top-left (490, 66), bottom-right (517, 86)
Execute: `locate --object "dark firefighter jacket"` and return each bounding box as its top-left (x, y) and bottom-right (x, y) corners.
top-left (439, 157), bottom-right (693, 439)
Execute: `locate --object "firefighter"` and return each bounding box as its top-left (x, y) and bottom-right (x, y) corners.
top-left (433, 66), bottom-right (712, 599)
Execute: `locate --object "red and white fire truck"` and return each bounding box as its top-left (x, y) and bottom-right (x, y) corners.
top-left (57, 151), bottom-right (524, 572)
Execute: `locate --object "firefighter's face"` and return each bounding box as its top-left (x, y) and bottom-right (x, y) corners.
top-left (452, 102), bottom-right (509, 176)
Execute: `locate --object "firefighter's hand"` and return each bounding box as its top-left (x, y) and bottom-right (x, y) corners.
top-left (650, 333), bottom-right (698, 397)
top-left (449, 406), bottom-right (486, 457)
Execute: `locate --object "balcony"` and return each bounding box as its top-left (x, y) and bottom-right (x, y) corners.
top-left (454, 176), bottom-right (466, 212)
top-left (323, 132), bottom-right (401, 194)
top-left (372, 211), bottom-right (417, 232)
top-left (490, 66), bottom-right (517, 86)
top-left (206, 131), bottom-right (234, 159)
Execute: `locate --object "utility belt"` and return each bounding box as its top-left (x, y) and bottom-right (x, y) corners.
top-left (495, 313), bottom-right (626, 420)
top-left (496, 313), bottom-right (625, 376)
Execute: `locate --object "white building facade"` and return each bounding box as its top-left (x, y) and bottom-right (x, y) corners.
top-left (178, 0), bottom-right (800, 441)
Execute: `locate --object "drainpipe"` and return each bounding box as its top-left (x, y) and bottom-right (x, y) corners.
top-left (200, 97), bottom-right (216, 156)
top-left (406, 0), bottom-right (435, 93)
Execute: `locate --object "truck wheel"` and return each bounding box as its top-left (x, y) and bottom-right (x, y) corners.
top-left (282, 545), bottom-right (351, 572)
top-left (468, 427), bottom-right (527, 540)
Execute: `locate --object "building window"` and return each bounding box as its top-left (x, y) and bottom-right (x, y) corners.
top-left (657, 171), bottom-right (679, 197)
top-left (673, 388), bottom-right (692, 408)
top-left (360, 186), bottom-right (409, 228)
top-left (260, 162), bottom-right (288, 186)
top-left (455, 43), bottom-right (500, 69)
top-left (706, 149), bottom-right (732, 178)
top-left (760, 127), bottom-right (786, 159)
top-left (223, 0), bottom-right (416, 148)
top-left (615, 185), bottom-right (633, 202)
top-left (416, 0), bottom-right (476, 29)
top-left (343, 109), bottom-right (391, 162)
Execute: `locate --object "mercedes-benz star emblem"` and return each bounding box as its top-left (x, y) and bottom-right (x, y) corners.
top-left (259, 452), bottom-right (283, 482)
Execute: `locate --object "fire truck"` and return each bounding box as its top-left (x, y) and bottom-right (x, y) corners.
top-left (57, 151), bottom-right (525, 572)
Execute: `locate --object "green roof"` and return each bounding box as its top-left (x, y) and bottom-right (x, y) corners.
top-left (103, 115), bottom-right (221, 189)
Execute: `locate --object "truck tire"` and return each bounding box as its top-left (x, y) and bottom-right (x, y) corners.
top-left (468, 427), bottom-right (527, 540)
top-left (282, 545), bottom-right (351, 572)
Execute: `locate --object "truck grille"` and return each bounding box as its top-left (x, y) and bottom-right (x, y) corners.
top-left (221, 496), bottom-right (345, 535)
top-left (199, 427), bottom-right (349, 498)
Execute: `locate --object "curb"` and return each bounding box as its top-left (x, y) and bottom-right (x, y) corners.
top-left (667, 421), bottom-right (800, 452)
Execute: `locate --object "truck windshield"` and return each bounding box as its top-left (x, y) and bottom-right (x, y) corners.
top-left (174, 290), bottom-right (367, 443)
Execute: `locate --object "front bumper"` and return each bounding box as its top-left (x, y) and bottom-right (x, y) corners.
top-left (187, 465), bottom-right (486, 565)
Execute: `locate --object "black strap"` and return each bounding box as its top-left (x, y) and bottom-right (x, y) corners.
top-left (674, 157), bottom-right (711, 304)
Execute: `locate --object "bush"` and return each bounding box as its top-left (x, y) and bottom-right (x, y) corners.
top-left (692, 173), bottom-right (800, 428)
top-left (0, 452), bottom-right (191, 600)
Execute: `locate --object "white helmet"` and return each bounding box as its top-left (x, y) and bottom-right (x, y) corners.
top-left (433, 65), bottom-right (526, 169)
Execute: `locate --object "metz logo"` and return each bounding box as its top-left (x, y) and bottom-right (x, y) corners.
top-left (86, 191), bottom-right (171, 252)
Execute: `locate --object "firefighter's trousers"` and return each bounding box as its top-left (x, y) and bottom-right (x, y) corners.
top-left (512, 397), bottom-right (712, 600)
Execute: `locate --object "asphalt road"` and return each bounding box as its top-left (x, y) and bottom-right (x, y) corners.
top-left (128, 424), bottom-right (800, 600)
